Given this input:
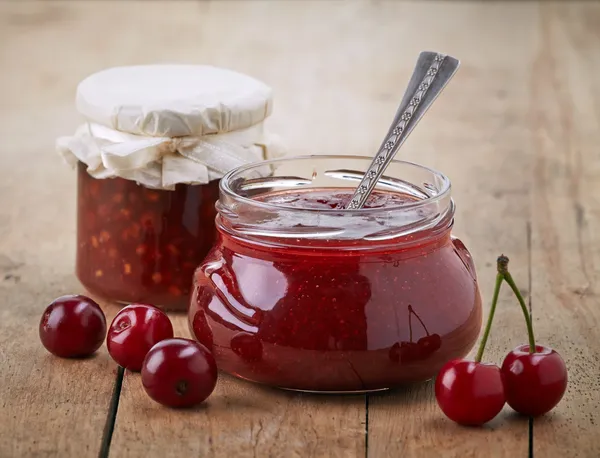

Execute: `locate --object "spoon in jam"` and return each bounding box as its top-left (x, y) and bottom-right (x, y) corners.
top-left (346, 51), bottom-right (460, 209)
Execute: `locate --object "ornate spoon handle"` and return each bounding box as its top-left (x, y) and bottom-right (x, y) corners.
top-left (346, 51), bottom-right (460, 209)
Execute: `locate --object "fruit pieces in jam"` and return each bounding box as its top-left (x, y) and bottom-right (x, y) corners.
top-left (76, 162), bottom-right (220, 310)
top-left (189, 189), bottom-right (482, 392)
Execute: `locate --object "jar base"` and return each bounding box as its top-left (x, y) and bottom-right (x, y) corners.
top-left (279, 386), bottom-right (390, 395)
top-left (229, 372), bottom-right (392, 394)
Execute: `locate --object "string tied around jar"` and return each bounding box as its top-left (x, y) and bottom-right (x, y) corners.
top-left (162, 136), bottom-right (183, 155)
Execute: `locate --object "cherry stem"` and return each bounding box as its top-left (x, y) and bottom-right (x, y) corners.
top-left (497, 255), bottom-right (536, 354)
top-left (475, 271), bottom-right (503, 363)
top-left (409, 305), bottom-right (430, 336)
top-left (408, 305), bottom-right (413, 342)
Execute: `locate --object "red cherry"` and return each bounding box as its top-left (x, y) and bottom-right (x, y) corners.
top-left (501, 344), bottom-right (568, 416)
top-left (39, 295), bottom-right (107, 358)
top-left (435, 359), bottom-right (505, 426)
top-left (141, 338), bottom-right (218, 408)
top-left (389, 334), bottom-right (442, 364)
top-left (389, 341), bottom-right (420, 363)
top-left (107, 304), bottom-right (173, 371)
top-left (416, 333), bottom-right (442, 358)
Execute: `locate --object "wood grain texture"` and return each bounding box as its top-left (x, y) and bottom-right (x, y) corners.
top-left (529, 3), bottom-right (600, 457)
top-left (367, 2), bottom-right (537, 456)
top-left (0, 279), bottom-right (120, 458)
top-left (111, 319), bottom-right (365, 458)
top-left (1, 0), bottom-right (600, 457)
top-left (0, 3), bottom-right (124, 457)
top-left (0, 273), bottom-right (122, 458)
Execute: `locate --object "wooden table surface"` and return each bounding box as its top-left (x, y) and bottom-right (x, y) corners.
top-left (1, 1), bottom-right (600, 457)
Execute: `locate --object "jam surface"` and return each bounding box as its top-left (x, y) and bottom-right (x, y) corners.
top-left (189, 189), bottom-right (482, 391)
top-left (260, 188), bottom-right (417, 210)
top-left (76, 162), bottom-right (219, 310)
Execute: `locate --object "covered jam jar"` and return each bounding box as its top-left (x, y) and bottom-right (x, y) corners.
top-left (57, 65), bottom-right (283, 310)
top-left (189, 155), bottom-right (482, 392)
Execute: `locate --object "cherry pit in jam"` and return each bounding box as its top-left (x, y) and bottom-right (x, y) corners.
top-left (188, 156), bottom-right (483, 392)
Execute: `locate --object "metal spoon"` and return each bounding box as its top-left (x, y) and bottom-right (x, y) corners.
top-left (345, 51), bottom-right (460, 209)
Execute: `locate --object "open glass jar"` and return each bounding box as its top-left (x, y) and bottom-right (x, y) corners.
top-left (188, 155), bottom-right (482, 392)
top-left (58, 65), bottom-right (281, 310)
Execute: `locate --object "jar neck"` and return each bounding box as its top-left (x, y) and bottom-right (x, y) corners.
top-left (216, 155), bottom-right (455, 253)
top-left (215, 199), bottom-right (455, 253)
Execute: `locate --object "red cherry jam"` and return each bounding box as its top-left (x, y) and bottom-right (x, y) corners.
top-left (188, 157), bottom-right (482, 392)
top-left (76, 162), bottom-right (219, 310)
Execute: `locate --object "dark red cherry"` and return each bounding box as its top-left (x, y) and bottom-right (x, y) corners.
top-left (107, 304), bottom-right (173, 371)
top-left (435, 359), bottom-right (505, 426)
top-left (142, 338), bottom-right (218, 408)
top-left (39, 295), bottom-right (106, 358)
top-left (417, 333), bottom-right (442, 357)
top-left (501, 344), bottom-right (568, 417)
top-left (389, 341), bottom-right (420, 363)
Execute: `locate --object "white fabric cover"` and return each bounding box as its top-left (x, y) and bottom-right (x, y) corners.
top-left (57, 65), bottom-right (283, 189)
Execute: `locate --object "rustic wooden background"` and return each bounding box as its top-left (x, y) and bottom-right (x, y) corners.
top-left (1, 1), bottom-right (599, 457)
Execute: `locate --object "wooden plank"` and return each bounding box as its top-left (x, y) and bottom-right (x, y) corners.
top-left (103, 1), bottom-right (368, 456)
top-left (111, 317), bottom-right (366, 457)
top-left (0, 3), bottom-right (125, 456)
top-left (0, 293), bottom-right (120, 458)
top-left (3, 0), bottom-right (599, 457)
top-left (106, 0), bottom-right (539, 456)
top-left (367, 2), bottom-right (538, 456)
top-left (529, 3), bottom-right (600, 457)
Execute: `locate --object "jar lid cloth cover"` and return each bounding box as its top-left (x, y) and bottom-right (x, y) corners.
top-left (56, 64), bottom-right (285, 189)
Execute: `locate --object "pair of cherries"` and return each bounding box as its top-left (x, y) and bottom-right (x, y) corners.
top-left (389, 305), bottom-right (441, 364)
top-left (39, 297), bottom-right (217, 408)
top-left (435, 255), bottom-right (568, 426)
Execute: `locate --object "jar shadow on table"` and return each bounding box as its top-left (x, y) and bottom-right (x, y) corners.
top-left (132, 373), bottom-right (366, 416)
top-left (218, 374), bottom-right (432, 408)
top-left (219, 374), bottom-right (368, 406)
top-left (367, 379), bottom-right (436, 406)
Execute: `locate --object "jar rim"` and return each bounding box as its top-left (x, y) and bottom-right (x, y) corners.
top-left (219, 154), bottom-right (452, 215)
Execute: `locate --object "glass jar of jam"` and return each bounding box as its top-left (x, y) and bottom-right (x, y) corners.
top-left (58, 65), bottom-right (282, 310)
top-left (75, 161), bottom-right (220, 310)
top-left (189, 156), bottom-right (482, 392)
